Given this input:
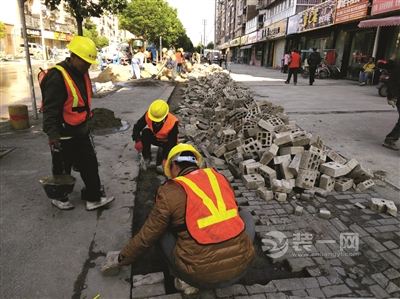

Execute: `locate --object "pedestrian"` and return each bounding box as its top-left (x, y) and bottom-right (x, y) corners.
top-left (308, 48), bottom-right (322, 85)
top-left (101, 143), bottom-right (255, 294)
top-left (359, 57), bottom-right (375, 86)
top-left (51, 46), bottom-right (58, 60)
top-left (176, 48), bottom-right (185, 74)
top-left (131, 47), bottom-right (145, 79)
top-left (131, 99), bottom-right (179, 169)
top-left (283, 51), bottom-right (290, 73)
top-left (285, 49), bottom-right (301, 85)
top-left (39, 36), bottom-right (115, 211)
top-left (382, 55), bottom-right (400, 151)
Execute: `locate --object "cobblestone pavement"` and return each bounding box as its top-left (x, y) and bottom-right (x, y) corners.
top-left (127, 76), bottom-right (400, 298)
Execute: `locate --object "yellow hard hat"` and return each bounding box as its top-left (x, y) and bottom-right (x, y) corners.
top-left (67, 36), bottom-right (98, 64)
top-left (164, 143), bottom-right (203, 178)
top-left (148, 99), bottom-right (169, 122)
top-left (162, 48), bottom-right (167, 53)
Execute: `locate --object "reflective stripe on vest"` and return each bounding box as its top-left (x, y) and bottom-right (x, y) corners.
top-left (145, 112), bottom-right (178, 142)
top-left (174, 168), bottom-right (244, 244)
top-left (53, 65), bottom-right (92, 126)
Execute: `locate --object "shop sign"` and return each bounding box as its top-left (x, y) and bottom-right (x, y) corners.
top-left (372, 0), bottom-right (400, 15)
top-left (264, 19), bottom-right (287, 40)
top-left (257, 29), bottom-right (266, 42)
top-left (54, 31), bottom-right (72, 41)
top-left (240, 35), bottom-right (249, 45)
top-left (289, 0), bottom-right (336, 34)
top-left (335, 0), bottom-right (369, 23)
top-left (230, 37), bottom-right (241, 47)
top-left (43, 30), bottom-right (53, 39)
top-left (246, 31), bottom-right (258, 44)
top-left (27, 28), bottom-right (41, 36)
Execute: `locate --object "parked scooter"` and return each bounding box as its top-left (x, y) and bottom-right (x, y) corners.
top-left (377, 69), bottom-right (389, 97)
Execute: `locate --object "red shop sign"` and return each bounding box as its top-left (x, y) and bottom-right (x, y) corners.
top-left (372, 0), bottom-right (400, 15)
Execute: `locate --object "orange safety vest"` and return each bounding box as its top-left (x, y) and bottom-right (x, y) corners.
top-left (145, 112), bottom-right (178, 142)
top-left (174, 168), bottom-right (244, 244)
top-left (39, 65), bottom-right (92, 125)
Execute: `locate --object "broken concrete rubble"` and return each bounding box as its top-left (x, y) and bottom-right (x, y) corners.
top-left (175, 72), bottom-right (394, 218)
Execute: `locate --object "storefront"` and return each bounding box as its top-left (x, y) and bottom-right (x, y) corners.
top-left (264, 19), bottom-right (287, 68)
top-left (229, 37), bottom-right (241, 62)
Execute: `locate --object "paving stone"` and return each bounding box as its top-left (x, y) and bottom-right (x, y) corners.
top-left (383, 240), bottom-right (398, 250)
top-left (132, 283), bottom-right (165, 298)
top-left (245, 283), bottom-right (276, 294)
top-left (349, 223), bottom-right (369, 237)
top-left (369, 284), bottom-right (390, 298)
top-left (302, 277), bottom-right (319, 289)
top-left (317, 276), bottom-right (331, 287)
top-left (363, 236), bottom-right (387, 252)
top-left (291, 289), bottom-right (308, 297)
top-left (235, 295), bottom-right (266, 299)
top-left (149, 294), bottom-right (182, 299)
top-left (132, 272), bottom-right (164, 287)
top-left (384, 268), bottom-right (400, 279)
top-left (330, 218), bottom-right (347, 232)
top-left (216, 284), bottom-right (248, 297)
top-left (355, 289), bottom-right (373, 297)
top-left (306, 287), bottom-right (325, 298)
top-left (371, 272), bottom-right (389, 288)
top-left (386, 281), bottom-right (400, 294)
top-left (265, 293), bottom-right (287, 299)
top-left (381, 251), bottom-right (400, 269)
top-left (361, 276), bottom-right (375, 285)
top-left (321, 284), bottom-right (352, 297)
top-left (333, 267), bottom-right (346, 277)
top-left (345, 278), bottom-right (359, 288)
top-left (273, 278), bottom-right (305, 291)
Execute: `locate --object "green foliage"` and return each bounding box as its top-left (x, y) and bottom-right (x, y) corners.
top-left (83, 20), bottom-right (109, 48)
top-left (0, 21), bottom-right (6, 39)
top-left (176, 32), bottom-right (194, 52)
top-left (119, 0), bottom-right (185, 47)
top-left (44, 0), bottom-right (127, 35)
top-left (195, 43), bottom-right (203, 53)
top-left (206, 41), bottom-right (214, 49)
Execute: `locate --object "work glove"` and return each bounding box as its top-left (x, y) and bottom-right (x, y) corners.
top-left (101, 251), bottom-right (121, 276)
top-left (134, 140), bottom-right (143, 152)
top-left (48, 138), bottom-right (61, 152)
top-left (387, 98), bottom-right (397, 108)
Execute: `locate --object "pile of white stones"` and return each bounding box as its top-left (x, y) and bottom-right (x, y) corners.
top-left (176, 72), bottom-right (397, 217)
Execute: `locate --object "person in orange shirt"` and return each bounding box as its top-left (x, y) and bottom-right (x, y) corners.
top-left (285, 49), bottom-right (301, 85)
top-left (175, 48), bottom-right (185, 74)
top-left (131, 99), bottom-right (179, 168)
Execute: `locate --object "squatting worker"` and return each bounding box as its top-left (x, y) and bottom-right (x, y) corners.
top-left (39, 36), bottom-right (114, 211)
top-left (131, 99), bottom-right (178, 168)
top-left (102, 144), bottom-right (255, 294)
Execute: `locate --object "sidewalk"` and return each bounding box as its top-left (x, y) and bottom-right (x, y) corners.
top-left (0, 80), bottom-right (175, 298)
top-left (229, 63), bottom-right (400, 201)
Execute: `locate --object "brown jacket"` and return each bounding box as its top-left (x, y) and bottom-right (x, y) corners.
top-left (120, 167), bottom-right (255, 285)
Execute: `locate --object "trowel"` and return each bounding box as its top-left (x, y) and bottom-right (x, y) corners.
top-left (138, 152), bottom-right (147, 171)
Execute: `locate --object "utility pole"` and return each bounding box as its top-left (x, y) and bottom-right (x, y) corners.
top-left (18, 0), bottom-right (38, 119)
top-left (203, 19), bottom-right (206, 51)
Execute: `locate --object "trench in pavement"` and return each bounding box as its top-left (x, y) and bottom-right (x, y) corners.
top-left (129, 83), bottom-right (309, 295)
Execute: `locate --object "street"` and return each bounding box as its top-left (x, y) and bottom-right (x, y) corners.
top-left (0, 65), bottom-right (399, 298)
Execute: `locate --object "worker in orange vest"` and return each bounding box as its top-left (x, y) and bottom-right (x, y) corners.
top-left (131, 99), bottom-right (179, 169)
top-left (40, 36), bottom-right (114, 211)
top-left (102, 143), bottom-right (255, 294)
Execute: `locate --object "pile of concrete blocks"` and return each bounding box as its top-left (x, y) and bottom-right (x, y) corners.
top-left (370, 198), bottom-right (397, 216)
top-left (176, 72), bottom-right (378, 203)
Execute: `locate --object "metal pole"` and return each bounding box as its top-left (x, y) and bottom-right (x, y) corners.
top-left (18, 0), bottom-right (38, 119)
top-left (159, 36), bottom-right (162, 62)
top-left (372, 26), bottom-right (380, 59)
top-left (39, 5), bottom-right (48, 64)
top-left (203, 19), bottom-right (206, 49)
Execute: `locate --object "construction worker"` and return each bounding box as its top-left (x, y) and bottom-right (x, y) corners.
top-left (102, 144), bottom-right (255, 294)
top-left (40, 36), bottom-right (114, 211)
top-left (131, 99), bottom-right (178, 168)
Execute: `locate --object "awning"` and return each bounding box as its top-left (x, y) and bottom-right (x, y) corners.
top-left (240, 45), bottom-right (252, 50)
top-left (358, 16), bottom-right (400, 28)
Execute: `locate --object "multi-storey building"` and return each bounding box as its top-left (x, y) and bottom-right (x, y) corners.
top-left (215, 0), bottom-right (400, 79)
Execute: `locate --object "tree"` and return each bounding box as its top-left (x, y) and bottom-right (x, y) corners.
top-left (206, 41), bottom-right (214, 49)
top-left (0, 21), bottom-right (6, 39)
top-left (176, 32), bottom-right (193, 52)
top-left (83, 19), bottom-right (109, 48)
top-left (195, 43), bottom-right (203, 54)
top-left (119, 0), bottom-right (185, 48)
top-left (44, 0), bottom-right (127, 36)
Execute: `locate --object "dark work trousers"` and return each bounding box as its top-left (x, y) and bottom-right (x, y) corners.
top-left (386, 100), bottom-right (400, 141)
top-left (286, 67), bottom-right (299, 84)
top-left (159, 210), bottom-right (255, 289)
top-left (141, 128), bottom-right (168, 162)
top-left (309, 65), bottom-right (317, 85)
top-left (51, 134), bottom-right (102, 202)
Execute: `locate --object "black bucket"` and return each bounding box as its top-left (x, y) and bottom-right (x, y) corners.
top-left (39, 175), bottom-right (76, 199)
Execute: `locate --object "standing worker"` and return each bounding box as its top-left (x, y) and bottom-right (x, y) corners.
top-left (285, 49), bottom-right (301, 85)
top-left (383, 55), bottom-right (400, 151)
top-left (40, 36), bottom-right (115, 211)
top-left (101, 144), bottom-right (255, 294)
top-left (308, 48), bottom-right (322, 86)
top-left (131, 99), bottom-right (179, 169)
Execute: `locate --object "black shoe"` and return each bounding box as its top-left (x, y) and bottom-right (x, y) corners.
top-left (382, 139), bottom-right (399, 151)
top-left (285, 81), bottom-right (289, 84)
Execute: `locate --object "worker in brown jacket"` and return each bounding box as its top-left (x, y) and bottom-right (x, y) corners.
top-left (102, 143), bottom-right (255, 294)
